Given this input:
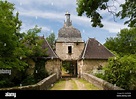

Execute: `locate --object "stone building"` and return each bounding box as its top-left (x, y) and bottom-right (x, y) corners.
top-left (28, 12), bottom-right (114, 78)
top-left (55, 12), bottom-right (84, 76)
top-left (27, 36), bottom-right (61, 79)
top-left (55, 12), bottom-right (114, 77)
top-left (41, 37), bottom-right (62, 79)
top-left (77, 38), bottom-right (114, 77)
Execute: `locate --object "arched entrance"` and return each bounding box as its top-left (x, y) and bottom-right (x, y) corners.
top-left (61, 61), bottom-right (77, 78)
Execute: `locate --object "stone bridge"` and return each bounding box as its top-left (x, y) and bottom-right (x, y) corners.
top-left (0, 73), bottom-right (124, 90)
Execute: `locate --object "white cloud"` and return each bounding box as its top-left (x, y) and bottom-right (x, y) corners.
top-left (19, 7), bottom-right (127, 34)
top-left (9, 0), bottom-right (128, 35)
top-left (18, 8), bottom-right (64, 21)
top-left (72, 14), bottom-right (127, 33)
top-left (20, 22), bottom-right (50, 33)
top-left (9, 0), bottom-right (76, 8)
top-left (18, 7), bottom-right (90, 27)
top-left (102, 20), bottom-right (127, 33)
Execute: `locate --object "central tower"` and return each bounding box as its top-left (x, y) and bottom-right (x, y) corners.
top-left (56, 12), bottom-right (84, 60)
top-left (55, 12), bottom-right (85, 77)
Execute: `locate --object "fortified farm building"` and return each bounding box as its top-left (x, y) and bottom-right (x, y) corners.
top-left (55, 12), bottom-right (114, 77)
top-left (28, 12), bottom-right (114, 78)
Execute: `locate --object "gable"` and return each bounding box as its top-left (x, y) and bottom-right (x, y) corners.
top-left (80, 38), bottom-right (114, 59)
top-left (39, 36), bottom-right (59, 59)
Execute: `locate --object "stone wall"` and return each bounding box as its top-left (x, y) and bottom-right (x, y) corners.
top-left (78, 59), bottom-right (108, 77)
top-left (0, 73), bottom-right (57, 90)
top-left (26, 58), bottom-right (62, 79)
top-left (45, 59), bottom-right (62, 79)
top-left (26, 59), bottom-right (35, 75)
top-left (77, 60), bottom-right (83, 77)
top-left (56, 42), bottom-right (84, 60)
top-left (82, 73), bottom-right (124, 90)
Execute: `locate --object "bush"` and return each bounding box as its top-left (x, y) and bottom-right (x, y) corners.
top-left (33, 59), bottom-right (49, 82)
top-left (95, 55), bottom-right (136, 90)
top-left (21, 75), bottom-right (36, 86)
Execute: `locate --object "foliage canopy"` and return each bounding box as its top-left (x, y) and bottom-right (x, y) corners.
top-left (76, 0), bottom-right (136, 27)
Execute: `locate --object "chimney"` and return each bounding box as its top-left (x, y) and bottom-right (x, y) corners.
top-left (64, 12), bottom-right (72, 27)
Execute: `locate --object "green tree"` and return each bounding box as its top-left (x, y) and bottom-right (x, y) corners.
top-left (21, 25), bottom-right (48, 57)
top-left (0, 0), bottom-right (27, 64)
top-left (0, 0), bottom-right (28, 87)
top-left (0, 1), bottom-right (49, 88)
top-left (96, 55), bottom-right (136, 90)
top-left (46, 32), bottom-right (55, 49)
top-left (117, 0), bottom-right (136, 27)
top-left (0, 1), bottom-right (26, 67)
top-left (76, 0), bottom-right (136, 27)
top-left (104, 27), bottom-right (136, 56)
top-left (96, 27), bottom-right (136, 90)
top-left (20, 26), bottom-right (49, 85)
top-left (33, 59), bottom-right (48, 83)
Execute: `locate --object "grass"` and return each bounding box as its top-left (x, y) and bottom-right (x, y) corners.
top-left (48, 78), bottom-right (78, 90)
top-left (48, 79), bottom-right (66, 90)
top-left (70, 79), bottom-right (78, 90)
top-left (77, 78), bottom-right (101, 90)
top-left (48, 78), bottom-right (101, 90)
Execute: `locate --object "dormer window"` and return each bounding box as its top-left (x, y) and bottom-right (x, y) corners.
top-left (68, 46), bottom-right (72, 54)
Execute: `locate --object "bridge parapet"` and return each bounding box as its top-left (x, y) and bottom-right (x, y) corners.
top-left (0, 73), bottom-right (57, 90)
top-left (82, 73), bottom-right (124, 90)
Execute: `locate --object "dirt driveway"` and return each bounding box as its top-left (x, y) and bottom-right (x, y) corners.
top-left (49, 78), bottom-right (101, 90)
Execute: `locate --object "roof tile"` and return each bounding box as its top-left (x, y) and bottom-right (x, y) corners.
top-left (81, 38), bottom-right (114, 59)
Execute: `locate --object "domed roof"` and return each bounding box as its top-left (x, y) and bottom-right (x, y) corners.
top-left (58, 26), bottom-right (82, 38)
top-left (56, 12), bottom-right (83, 42)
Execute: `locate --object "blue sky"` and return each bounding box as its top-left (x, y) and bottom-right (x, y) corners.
top-left (8, 0), bottom-right (128, 44)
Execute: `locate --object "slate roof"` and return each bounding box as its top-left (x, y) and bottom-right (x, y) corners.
top-left (56, 13), bottom-right (83, 42)
top-left (58, 26), bottom-right (81, 38)
top-left (39, 36), bottom-right (59, 59)
top-left (80, 38), bottom-right (114, 59)
top-left (57, 26), bottom-right (83, 42)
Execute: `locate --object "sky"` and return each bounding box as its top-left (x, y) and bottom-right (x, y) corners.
top-left (8, 0), bottom-right (128, 44)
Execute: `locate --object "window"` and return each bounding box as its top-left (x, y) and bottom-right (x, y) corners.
top-left (68, 46), bottom-right (72, 54)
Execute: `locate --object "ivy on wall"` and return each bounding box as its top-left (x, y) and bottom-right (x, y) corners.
top-left (34, 58), bottom-right (49, 82)
top-left (21, 58), bottom-right (49, 86)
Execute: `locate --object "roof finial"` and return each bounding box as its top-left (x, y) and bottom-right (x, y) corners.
top-left (66, 11), bottom-right (69, 14)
